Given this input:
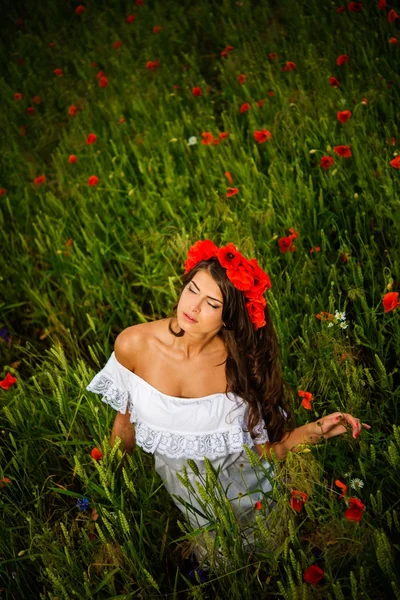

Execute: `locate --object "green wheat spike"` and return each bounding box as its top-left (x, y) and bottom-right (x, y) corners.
top-left (122, 467), bottom-right (137, 496)
top-left (375, 531), bottom-right (394, 578)
top-left (358, 458), bottom-right (367, 480)
top-left (370, 445), bottom-right (376, 466)
top-left (287, 567), bottom-right (298, 600)
top-left (350, 570), bottom-right (358, 600)
top-left (204, 458), bottom-right (218, 488)
top-left (9, 431), bottom-right (17, 450)
top-left (374, 354), bottom-right (389, 388)
top-left (216, 507), bottom-right (230, 533)
top-left (289, 548), bottom-right (298, 574)
top-left (4, 406), bottom-right (17, 427)
top-left (364, 368), bottom-right (375, 388)
top-left (110, 436), bottom-right (121, 462)
top-left (187, 458), bottom-right (200, 477)
top-left (118, 510), bottom-right (131, 535)
top-left (195, 481), bottom-right (211, 504)
top-left (142, 567), bottom-right (160, 592)
top-left (39, 397), bottom-right (50, 415)
top-left (288, 518), bottom-right (298, 546)
top-left (393, 510), bottom-right (400, 532)
top-left (277, 581), bottom-right (290, 600)
top-left (95, 522), bottom-right (107, 544)
top-left (45, 568), bottom-right (69, 600)
top-left (86, 312), bottom-right (97, 334)
top-left (31, 375), bottom-right (43, 394)
top-left (64, 545), bottom-right (72, 566)
top-left (394, 425), bottom-right (400, 447)
top-left (284, 536), bottom-right (290, 561)
top-left (387, 442), bottom-right (399, 468)
top-left (333, 581), bottom-right (345, 600)
top-left (74, 455), bottom-right (89, 485)
top-left (386, 511), bottom-right (393, 531)
top-left (320, 228), bottom-right (327, 253)
top-left (102, 515), bottom-right (116, 540)
top-left (391, 580), bottom-right (400, 600)
top-left (346, 382), bottom-right (356, 404)
top-left (369, 493), bottom-right (377, 513)
top-left (60, 522), bottom-right (71, 545)
top-left (377, 489), bottom-right (382, 513)
top-left (58, 419), bottom-right (68, 439)
top-left (83, 571), bottom-right (94, 599)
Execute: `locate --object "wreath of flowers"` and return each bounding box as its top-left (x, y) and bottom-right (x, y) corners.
top-left (183, 240), bottom-right (272, 330)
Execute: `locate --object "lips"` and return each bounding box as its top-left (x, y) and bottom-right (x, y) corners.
top-left (183, 312), bottom-right (198, 323)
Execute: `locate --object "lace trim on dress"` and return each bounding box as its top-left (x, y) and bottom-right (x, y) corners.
top-left (86, 373), bottom-right (137, 420)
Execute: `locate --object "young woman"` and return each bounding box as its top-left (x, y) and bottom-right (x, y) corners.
top-left (86, 240), bottom-right (370, 560)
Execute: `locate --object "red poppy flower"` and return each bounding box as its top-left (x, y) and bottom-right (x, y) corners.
top-left (153, 25), bottom-right (162, 34)
top-left (282, 61), bottom-right (296, 71)
top-left (227, 265), bottom-right (255, 292)
top-left (86, 133), bottom-right (97, 144)
top-left (389, 37), bottom-right (398, 44)
top-left (146, 61), bottom-right (159, 70)
top-left (267, 90), bottom-right (275, 97)
top-left (298, 390), bottom-right (313, 410)
top-left (344, 497), bottom-right (365, 522)
top-left (254, 500), bottom-right (262, 510)
top-left (0, 373), bottom-right (17, 390)
top-left (246, 298), bottom-right (267, 330)
top-left (316, 311), bottom-right (334, 321)
top-left (118, 117), bottom-right (125, 124)
top-left (390, 156), bottom-right (400, 169)
top-left (192, 86), bottom-right (202, 96)
top-left (336, 54), bottom-right (349, 66)
top-left (310, 246), bottom-right (320, 253)
top-left (220, 45), bottom-right (234, 57)
top-left (98, 76), bottom-right (109, 88)
top-left (75, 5), bottom-right (85, 15)
top-left (88, 175), bottom-right (99, 186)
top-left (256, 99), bottom-right (265, 108)
top-left (219, 132), bottom-right (230, 139)
top-left (388, 9), bottom-right (399, 23)
top-left (113, 40), bottom-right (123, 49)
top-left (184, 240), bottom-right (219, 273)
top-left (329, 76), bottom-right (341, 87)
top-left (26, 107), bottom-right (34, 116)
top-left (14, 92), bottom-right (23, 101)
top-left (201, 132), bottom-right (214, 145)
top-left (341, 252), bottom-right (348, 262)
top-left (278, 229), bottom-right (298, 253)
top-left (348, 2), bottom-right (363, 11)
top-left (303, 565), bottom-right (324, 585)
top-left (0, 188), bottom-right (6, 196)
top-left (337, 110), bottom-right (352, 123)
top-left (216, 243), bottom-right (243, 271)
top-left (253, 129), bottom-right (272, 143)
top-left (320, 156), bottom-right (334, 169)
top-left (290, 489), bottom-right (308, 512)
top-left (49, 42), bottom-right (56, 48)
top-left (68, 155), bottom-right (77, 164)
top-left (337, 5), bottom-right (346, 12)
top-left (19, 125), bottom-right (27, 136)
top-left (91, 448), bottom-right (103, 461)
top-left (0, 477), bottom-right (12, 487)
top-left (240, 103), bottom-right (251, 113)
top-left (382, 292), bottom-right (400, 312)
top-left (136, 0), bottom-right (144, 5)
top-left (268, 52), bottom-right (278, 60)
top-left (91, 61), bottom-right (97, 68)
top-left (95, 70), bottom-right (105, 79)
top-left (245, 259), bottom-right (272, 296)
top-left (18, 58), bottom-right (25, 66)
top-left (32, 96), bottom-right (42, 105)
top-left (68, 105), bottom-right (79, 116)
top-left (226, 187), bottom-right (239, 197)
top-left (34, 175), bottom-right (46, 185)
top-left (335, 480), bottom-right (348, 499)
top-left (378, 0), bottom-right (386, 8)
top-left (126, 14), bottom-right (136, 23)
top-left (333, 145), bottom-right (352, 157)
top-left (54, 68), bottom-right (64, 76)
top-left (224, 171), bottom-right (233, 185)
top-left (238, 73), bottom-right (248, 84)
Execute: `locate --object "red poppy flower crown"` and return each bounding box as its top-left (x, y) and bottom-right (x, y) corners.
top-left (183, 240), bottom-right (272, 330)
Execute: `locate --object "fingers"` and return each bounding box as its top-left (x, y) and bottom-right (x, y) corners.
top-left (336, 413), bottom-right (371, 439)
top-left (318, 413), bottom-right (371, 440)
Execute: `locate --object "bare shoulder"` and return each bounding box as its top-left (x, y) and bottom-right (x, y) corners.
top-left (114, 319), bottom-right (167, 372)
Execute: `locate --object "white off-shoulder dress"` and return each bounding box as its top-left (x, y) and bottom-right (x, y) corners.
top-left (86, 352), bottom-right (275, 536)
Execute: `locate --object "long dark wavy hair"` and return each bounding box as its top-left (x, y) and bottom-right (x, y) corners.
top-left (168, 258), bottom-right (295, 444)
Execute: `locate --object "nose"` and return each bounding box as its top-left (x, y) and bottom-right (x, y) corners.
top-left (190, 298), bottom-right (202, 313)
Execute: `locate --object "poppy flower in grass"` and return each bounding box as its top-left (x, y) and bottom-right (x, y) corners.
top-left (268, 52), bottom-right (278, 60)
top-left (220, 45), bottom-right (234, 57)
top-left (184, 240), bottom-right (219, 273)
top-left (146, 61), bottom-right (159, 70)
top-left (113, 40), bottom-right (123, 49)
top-left (224, 171), bottom-right (233, 185)
top-left (228, 265), bottom-right (255, 292)
top-left (0, 477), bottom-right (12, 487)
top-left (245, 259), bottom-right (272, 296)
top-left (98, 76), bottom-right (109, 88)
top-left (254, 501), bottom-right (262, 510)
top-left (95, 70), bottom-right (105, 79)
top-left (212, 138), bottom-right (221, 146)
top-left (304, 565), bottom-right (324, 585)
top-left (201, 132), bottom-right (214, 145)
top-left (75, 5), bottom-right (85, 15)
top-left (337, 110), bottom-right (352, 123)
top-left (54, 68), bottom-right (64, 76)
top-left (219, 132), bottom-right (230, 140)
top-left (246, 298), bottom-right (267, 330)
top-left (34, 175), bottom-right (46, 185)
top-left (49, 42), bottom-right (56, 48)
top-left (217, 243), bottom-right (243, 271)
top-left (282, 61), bottom-right (296, 71)
top-left (26, 107), bottom-right (34, 116)
top-left (238, 73), bottom-right (248, 84)
top-left (254, 129), bottom-right (272, 143)
top-left (310, 246), bottom-right (320, 253)
top-left (267, 90), bottom-right (275, 97)
top-left (126, 14), bottom-right (136, 23)
top-left (316, 311), bottom-right (334, 321)
top-left (290, 489), bottom-right (308, 512)
top-left (378, 0), bottom-right (386, 8)
top-left (382, 292), bottom-right (400, 313)
top-left (335, 480), bottom-right (348, 499)
top-left (88, 175), bottom-right (99, 186)
top-left (298, 390), bottom-right (313, 410)
top-left (68, 155), bottom-right (77, 164)
top-left (226, 187), bottom-right (239, 197)
top-left (68, 105), bottom-right (79, 116)
top-left (192, 86), bottom-right (202, 96)
top-left (153, 25), bottom-right (162, 34)
top-left (344, 497), bottom-right (365, 522)
top-left (390, 156), bottom-right (400, 169)
top-left (320, 155), bottom-right (334, 170)
top-left (91, 448), bottom-right (103, 461)
top-left (329, 76), bottom-right (341, 87)
top-left (337, 5), bottom-right (346, 12)
top-left (334, 145), bottom-right (352, 157)
top-left (388, 9), bottom-right (399, 23)
top-left (0, 188), bottom-right (6, 196)
top-left (86, 133), bottom-right (97, 144)
top-left (14, 92), bottom-right (23, 101)
top-left (256, 99), bottom-right (265, 108)
top-left (32, 96), bottom-right (41, 105)
top-left (348, 2), bottom-right (363, 11)
top-left (336, 54), bottom-right (349, 66)
top-left (389, 37), bottom-right (398, 44)
top-left (278, 232), bottom-right (297, 253)
top-left (0, 373), bottom-right (17, 390)
top-left (136, 0), bottom-right (144, 4)
top-left (240, 102), bottom-right (251, 113)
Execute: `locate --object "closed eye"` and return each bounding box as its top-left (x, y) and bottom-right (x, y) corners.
top-left (188, 287), bottom-right (220, 309)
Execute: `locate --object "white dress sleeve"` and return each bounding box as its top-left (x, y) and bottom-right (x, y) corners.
top-left (86, 352), bottom-right (136, 419)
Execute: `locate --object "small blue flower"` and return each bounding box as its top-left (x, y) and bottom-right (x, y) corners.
top-left (76, 497), bottom-right (89, 511)
top-left (189, 567), bottom-right (208, 583)
top-left (0, 328), bottom-right (10, 343)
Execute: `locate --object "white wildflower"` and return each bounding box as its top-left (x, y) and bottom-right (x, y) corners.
top-left (328, 322), bottom-right (334, 328)
top-left (340, 322), bottom-right (348, 329)
top-left (188, 136), bottom-right (198, 146)
top-left (350, 478), bottom-right (364, 491)
top-left (309, 149), bottom-right (317, 154)
top-left (334, 311), bottom-right (346, 321)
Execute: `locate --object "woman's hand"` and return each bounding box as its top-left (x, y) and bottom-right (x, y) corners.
top-left (308, 412), bottom-right (371, 442)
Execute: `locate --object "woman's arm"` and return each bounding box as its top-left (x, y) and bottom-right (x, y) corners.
top-left (255, 412), bottom-right (371, 461)
top-left (111, 411), bottom-right (135, 454)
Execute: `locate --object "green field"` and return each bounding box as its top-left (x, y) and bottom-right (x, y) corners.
top-left (1, 0), bottom-right (400, 597)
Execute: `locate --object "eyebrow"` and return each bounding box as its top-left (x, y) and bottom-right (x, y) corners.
top-left (190, 280), bottom-right (223, 304)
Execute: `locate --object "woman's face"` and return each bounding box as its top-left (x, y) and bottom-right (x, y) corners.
top-left (176, 269), bottom-right (224, 333)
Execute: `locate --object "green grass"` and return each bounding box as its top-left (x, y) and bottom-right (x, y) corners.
top-left (1, 0), bottom-right (400, 597)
